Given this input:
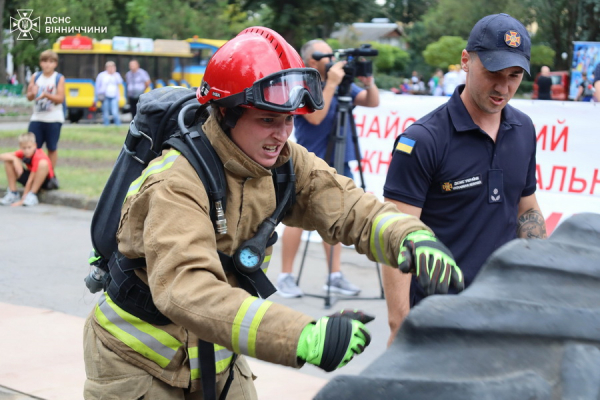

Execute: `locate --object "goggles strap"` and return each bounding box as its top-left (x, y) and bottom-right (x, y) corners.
top-left (212, 91), bottom-right (247, 109)
top-left (222, 107), bottom-right (244, 130)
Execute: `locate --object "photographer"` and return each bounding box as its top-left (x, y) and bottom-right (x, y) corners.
top-left (278, 39), bottom-right (379, 298)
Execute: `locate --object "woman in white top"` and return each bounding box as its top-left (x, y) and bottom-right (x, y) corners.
top-left (95, 61), bottom-right (123, 126)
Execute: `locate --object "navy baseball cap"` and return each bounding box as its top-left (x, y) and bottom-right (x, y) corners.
top-left (466, 13), bottom-right (531, 74)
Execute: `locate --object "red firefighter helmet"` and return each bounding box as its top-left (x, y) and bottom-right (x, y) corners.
top-left (197, 27), bottom-right (323, 115)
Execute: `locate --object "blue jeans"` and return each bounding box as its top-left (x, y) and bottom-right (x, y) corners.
top-left (102, 97), bottom-right (120, 126)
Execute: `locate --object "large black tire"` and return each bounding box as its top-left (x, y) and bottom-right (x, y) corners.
top-left (67, 108), bottom-right (83, 123)
top-left (316, 212), bottom-right (600, 400)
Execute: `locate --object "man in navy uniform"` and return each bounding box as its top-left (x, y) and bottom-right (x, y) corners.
top-left (382, 13), bottom-right (548, 346)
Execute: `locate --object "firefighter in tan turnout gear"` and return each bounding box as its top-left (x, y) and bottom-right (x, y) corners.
top-left (83, 26), bottom-right (464, 399)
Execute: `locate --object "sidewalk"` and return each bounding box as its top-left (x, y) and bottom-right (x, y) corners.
top-left (0, 302), bottom-right (327, 400)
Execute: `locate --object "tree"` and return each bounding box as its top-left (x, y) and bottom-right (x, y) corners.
top-left (379, 0), bottom-right (438, 24)
top-left (369, 41), bottom-right (409, 74)
top-left (127, 0), bottom-right (249, 40)
top-left (235, 0), bottom-right (383, 49)
top-left (7, 0), bottom-right (125, 81)
top-left (421, 0), bottom-right (531, 43)
top-left (525, 0), bottom-right (600, 70)
top-left (530, 44), bottom-right (555, 68)
top-left (422, 36), bottom-right (466, 69)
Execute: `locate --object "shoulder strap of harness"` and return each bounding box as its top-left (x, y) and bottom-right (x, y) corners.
top-left (164, 126), bottom-right (228, 230)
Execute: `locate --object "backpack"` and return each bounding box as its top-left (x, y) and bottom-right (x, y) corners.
top-left (88, 86), bottom-right (295, 399)
top-left (34, 71), bottom-right (67, 118)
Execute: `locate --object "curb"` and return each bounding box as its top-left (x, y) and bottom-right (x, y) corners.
top-left (0, 188), bottom-right (98, 210)
top-left (0, 115), bottom-right (31, 123)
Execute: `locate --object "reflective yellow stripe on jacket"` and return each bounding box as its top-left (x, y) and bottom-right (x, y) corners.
top-left (96, 292), bottom-right (233, 377)
top-left (189, 344), bottom-right (234, 380)
top-left (126, 149), bottom-right (181, 200)
top-left (370, 212), bottom-right (411, 265)
top-left (95, 292), bottom-right (183, 368)
top-left (232, 297), bottom-right (273, 357)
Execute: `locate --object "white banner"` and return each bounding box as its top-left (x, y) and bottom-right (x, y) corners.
top-left (349, 92), bottom-right (600, 235)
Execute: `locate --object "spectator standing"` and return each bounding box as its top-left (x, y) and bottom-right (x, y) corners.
top-left (575, 69), bottom-right (595, 102)
top-left (0, 132), bottom-right (58, 207)
top-left (428, 69), bottom-right (444, 96)
top-left (382, 13), bottom-right (547, 346)
top-left (278, 38), bottom-right (379, 298)
top-left (537, 66), bottom-right (552, 100)
top-left (26, 50), bottom-right (65, 171)
top-left (95, 61), bottom-right (123, 126)
top-left (411, 75), bottom-right (426, 94)
top-left (400, 79), bottom-right (411, 94)
top-left (443, 64), bottom-right (460, 96)
top-left (125, 59), bottom-right (151, 119)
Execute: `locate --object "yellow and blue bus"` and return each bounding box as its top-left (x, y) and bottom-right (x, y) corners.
top-left (53, 35), bottom-right (226, 122)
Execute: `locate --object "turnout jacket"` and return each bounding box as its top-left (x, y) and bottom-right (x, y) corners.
top-left (90, 115), bottom-right (430, 390)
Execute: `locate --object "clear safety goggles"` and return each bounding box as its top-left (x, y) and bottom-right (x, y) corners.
top-left (216, 68), bottom-right (324, 113)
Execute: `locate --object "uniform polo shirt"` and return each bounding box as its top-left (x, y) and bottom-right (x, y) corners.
top-left (383, 85), bottom-right (537, 305)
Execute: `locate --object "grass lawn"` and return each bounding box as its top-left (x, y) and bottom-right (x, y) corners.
top-left (0, 124), bottom-right (129, 198)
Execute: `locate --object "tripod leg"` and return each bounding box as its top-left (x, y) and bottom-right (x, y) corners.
top-left (296, 230), bottom-right (311, 286)
top-left (324, 242), bottom-right (335, 309)
top-left (374, 262), bottom-right (385, 299)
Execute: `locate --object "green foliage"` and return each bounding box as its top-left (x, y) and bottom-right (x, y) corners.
top-left (9, 0), bottom-right (128, 71)
top-left (524, 0), bottom-right (600, 69)
top-left (403, 21), bottom-right (432, 77)
top-left (421, 0), bottom-right (531, 43)
top-left (530, 45), bottom-right (555, 68)
top-left (237, 0), bottom-right (383, 49)
top-left (516, 80), bottom-right (533, 95)
top-left (422, 36), bottom-right (466, 69)
top-left (369, 42), bottom-right (410, 75)
top-left (326, 39), bottom-right (342, 51)
top-left (374, 73), bottom-right (404, 90)
top-left (126, 0), bottom-right (247, 40)
top-left (379, 0), bottom-right (437, 24)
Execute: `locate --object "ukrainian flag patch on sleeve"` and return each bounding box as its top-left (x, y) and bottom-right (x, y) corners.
top-left (396, 136), bottom-right (416, 155)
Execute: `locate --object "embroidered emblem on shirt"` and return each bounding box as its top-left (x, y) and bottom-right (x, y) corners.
top-left (396, 136), bottom-right (416, 155)
top-left (440, 175), bottom-right (482, 193)
top-left (504, 31), bottom-right (521, 48)
top-left (490, 188), bottom-right (501, 202)
top-left (442, 182), bottom-right (453, 192)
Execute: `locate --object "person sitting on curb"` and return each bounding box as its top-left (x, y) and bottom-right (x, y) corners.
top-left (0, 132), bottom-right (58, 206)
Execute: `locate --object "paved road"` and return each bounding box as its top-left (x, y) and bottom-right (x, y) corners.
top-left (0, 203), bottom-right (393, 398)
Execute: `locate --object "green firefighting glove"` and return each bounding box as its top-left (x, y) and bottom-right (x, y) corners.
top-left (296, 315), bottom-right (371, 372)
top-left (398, 230), bottom-right (464, 296)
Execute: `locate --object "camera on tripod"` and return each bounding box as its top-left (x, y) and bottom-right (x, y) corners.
top-left (312, 44), bottom-right (378, 79)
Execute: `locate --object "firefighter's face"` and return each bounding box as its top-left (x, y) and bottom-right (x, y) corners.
top-left (229, 108), bottom-right (293, 168)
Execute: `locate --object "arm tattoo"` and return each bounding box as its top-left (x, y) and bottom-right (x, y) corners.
top-left (517, 208), bottom-right (547, 239)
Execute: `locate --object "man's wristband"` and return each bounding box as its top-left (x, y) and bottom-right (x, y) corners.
top-left (364, 84), bottom-right (373, 89)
